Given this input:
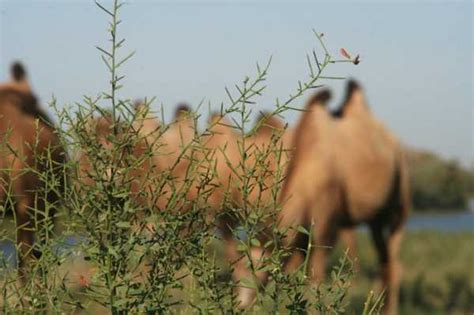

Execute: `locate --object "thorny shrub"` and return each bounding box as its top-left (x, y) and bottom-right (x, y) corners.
top-left (0, 1), bottom-right (381, 314)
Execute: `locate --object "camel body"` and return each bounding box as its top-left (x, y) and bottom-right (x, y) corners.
top-left (0, 63), bottom-right (66, 277)
top-left (278, 83), bottom-right (409, 314)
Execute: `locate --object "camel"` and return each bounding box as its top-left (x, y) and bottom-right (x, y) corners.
top-left (80, 104), bottom-right (292, 218)
top-left (138, 103), bottom-right (200, 212)
top-left (75, 108), bottom-right (160, 224)
top-left (0, 62), bottom-right (66, 277)
top-left (76, 102), bottom-right (199, 221)
top-left (136, 109), bottom-right (298, 306)
top-left (202, 112), bottom-right (293, 212)
top-left (197, 112), bottom-right (295, 306)
top-left (244, 113), bottom-right (294, 208)
top-left (274, 81), bottom-right (410, 314)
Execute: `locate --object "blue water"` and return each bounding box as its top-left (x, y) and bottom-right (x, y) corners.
top-left (406, 211), bottom-right (474, 232)
top-left (0, 235), bottom-right (80, 269)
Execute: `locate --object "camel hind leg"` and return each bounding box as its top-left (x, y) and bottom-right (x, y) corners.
top-left (370, 222), bottom-right (403, 315)
top-left (308, 216), bottom-right (338, 283)
top-left (306, 185), bottom-right (343, 283)
top-left (283, 231), bottom-right (308, 273)
top-left (15, 195), bottom-right (36, 282)
top-left (287, 226), bottom-right (356, 278)
top-left (371, 150), bottom-right (409, 315)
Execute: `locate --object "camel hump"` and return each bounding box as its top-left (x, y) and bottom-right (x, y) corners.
top-left (306, 89), bottom-right (331, 108)
top-left (346, 79), bottom-right (361, 95)
top-left (344, 79), bottom-right (365, 104)
top-left (256, 111), bottom-right (285, 130)
top-left (133, 99), bottom-right (146, 116)
top-left (11, 62), bottom-right (27, 82)
top-left (208, 111), bottom-right (222, 124)
top-left (333, 79), bottom-right (368, 118)
top-left (175, 103), bottom-right (191, 119)
top-left (134, 99), bottom-right (145, 109)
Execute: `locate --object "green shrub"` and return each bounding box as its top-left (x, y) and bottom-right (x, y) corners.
top-left (408, 149), bottom-right (474, 211)
top-left (0, 1), bottom-right (371, 313)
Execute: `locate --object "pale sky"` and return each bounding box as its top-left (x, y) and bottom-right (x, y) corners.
top-left (0, 0), bottom-right (472, 165)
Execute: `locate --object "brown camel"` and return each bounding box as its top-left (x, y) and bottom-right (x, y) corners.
top-left (201, 111), bottom-right (293, 212)
top-left (76, 102), bottom-right (199, 217)
top-left (138, 103), bottom-right (200, 212)
top-left (0, 62), bottom-right (66, 277)
top-left (244, 113), bottom-right (294, 208)
top-left (276, 81), bottom-right (410, 314)
top-left (80, 106), bottom-right (292, 218)
top-left (198, 112), bottom-right (295, 306)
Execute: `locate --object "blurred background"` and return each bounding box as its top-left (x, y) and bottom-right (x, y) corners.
top-left (1, 1), bottom-right (473, 314)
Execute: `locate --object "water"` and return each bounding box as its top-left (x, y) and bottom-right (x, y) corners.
top-left (0, 235), bottom-right (80, 269)
top-left (403, 197), bottom-right (474, 231)
top-left (406, 211), bottom-right (474, 232)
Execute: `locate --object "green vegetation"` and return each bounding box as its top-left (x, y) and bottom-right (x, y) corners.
top-left (407, 149), bottom-right (474, 212)
top-left (0, 1), bottom-right (368, 313)
top-left (1, 1), bottom-right (470, 313)
top-left (2, 229), bottom-right (470, 314)
top-left (330, 231), bottom-right (474, 315)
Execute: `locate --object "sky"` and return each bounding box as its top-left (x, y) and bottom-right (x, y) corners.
top-left (0, 0), bottom-right (472, 166)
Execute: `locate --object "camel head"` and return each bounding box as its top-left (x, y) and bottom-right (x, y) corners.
top-left (0, 62), bottom-right (53, 126)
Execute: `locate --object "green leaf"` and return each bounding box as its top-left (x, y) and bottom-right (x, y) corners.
top-left (239, 277), bottom-right (255, 289)
top-left (117, 221), bottom-right (131, 229)
top-left (297, 225), bottom-right (310, 235)
top-left (237, 243), bottom-right (247, 252)
top-left (250, 238), bottom-right (261, 247)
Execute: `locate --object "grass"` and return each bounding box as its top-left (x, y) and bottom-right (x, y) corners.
top-left (1, 1), bottom-right (470, 312)
top-left (1, 227), bottom-right (471, 314)
top-left (330, 230), bottom-right (474, 315)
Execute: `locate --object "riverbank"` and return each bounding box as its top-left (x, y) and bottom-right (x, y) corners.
top-left (332, 230), bottom-right (474, 315)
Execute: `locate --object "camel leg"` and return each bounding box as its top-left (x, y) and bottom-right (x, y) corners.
top-left (282, 227), bottom-right (309, 273)
top-left (370, 224), bottom-right (403, 315)
top-left (284, 227), bottom-right (354, 277)
top-left (284, 250), bottom-right (305, 273)
top-left (235, 245), bottom-right (269, 308)
top-left (339, 227), bottom-right (358, 272)
top-left (308, 220), bottom-right (338, 283)
top-left (15, 196), bottom-right (35, 282)
top-left (218, 218), bottom-right (240, 266)
top-left (278, 196), bottom-right (308, 276)
top-left (217, 218), bottom-right (255, 308)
